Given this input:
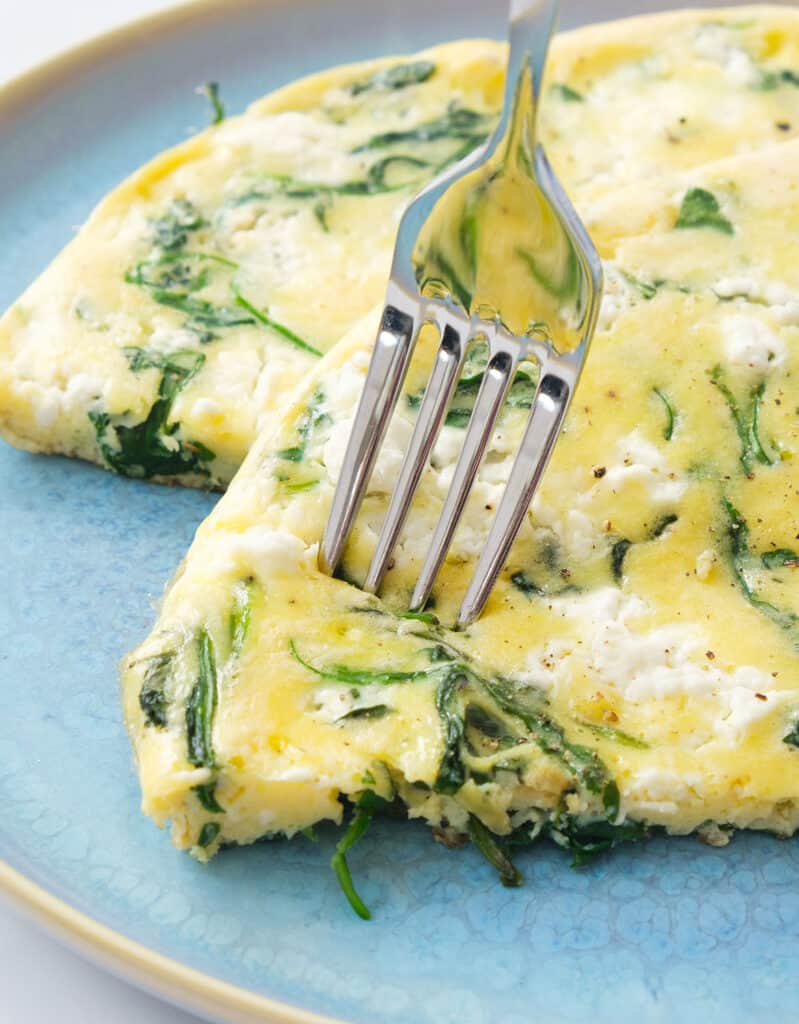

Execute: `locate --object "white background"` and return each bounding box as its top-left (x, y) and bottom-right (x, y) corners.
top-left (0, 7), bottom-right (202, 1024)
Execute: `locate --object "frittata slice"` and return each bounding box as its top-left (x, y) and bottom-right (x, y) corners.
top-left (5, 7), bottom-right (799, 486)
top-left (121, 141), bottom-right (799, 904)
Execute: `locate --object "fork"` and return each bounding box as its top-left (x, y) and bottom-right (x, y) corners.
top-left (319, 0), bottom-right (603, 627)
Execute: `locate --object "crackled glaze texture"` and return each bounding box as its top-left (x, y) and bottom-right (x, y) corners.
top-left (1, 1), bottom-right (798, 1023)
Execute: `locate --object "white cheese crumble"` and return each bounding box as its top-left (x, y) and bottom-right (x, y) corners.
top-left (212, 527), bottom-right (311, 580)
top-left (599, 430), bottom-right (687, 504)
top-left (527, 587), bottom-right (779, 745)
top-left (692, 24), bottom-right (761, 86)
top-left (722, 314), bottom-right (786, 370)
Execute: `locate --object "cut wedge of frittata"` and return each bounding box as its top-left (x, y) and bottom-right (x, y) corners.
top-left (121, 140), bottom-right (799, 909)
top-left (5, 7), bottom-right (799, 486)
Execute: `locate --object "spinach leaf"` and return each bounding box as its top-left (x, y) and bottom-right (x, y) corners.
top-left (229, 577), bottom-right (257, 659)
top-left (90, 350), bottom-right (215, 479)
top-left (137, 650), bottom-right (175, 728)
top-left (762, 549), bottom-right (799, 570)
top-left (199, 81), bottom-right (225, 125)
top-left (149, 291), bottom-right (255, 330)
top-left (759, 68), bottom-right (799, 91)
top-left (126, 252), bottom-right (237, 293)
top-left (197, 822), bottom-right (221, 848)
top-left (232, 285), bottom-right (322, 356)
top-left (578, 720), bottom-right (650, 750)
top-left (611, 539), bottom-right (632, 582)
top-left (723, 498), bottom-right (799, 639)
top-left (468, 814), bottom-right (523, 887)
top-left (289, 640), bottom-right (430, 687)
top-left (675, 188), bottom-right (734, 234)
top-left (652, 387), bottom-right (676, 440)
top-left (711, 366), bottom-right (776, 472)
top-left (353, 103), bottom-right (490, 154)
top-left (186, 629), bottom-right (219, 769)
top-left (549, 812), bottom-right (648, 867)
top-left (784, 721), bottom-right (799, 748)
top-left (650, 513), bottom-right (678, 539)
top-left (433, 670), bottom-right (467, 795)
top-left (483, 676), bottom-right (608, 794)
top-left (549, 83), bottom-right (584, 102)
top-left (510, 571), bottom-right (544, 598)
top-left (338, 705), bottom-right (391, 722)
top-left (352, 60), bottom-right (436, 95)
top-left (275, 387), bottom-right (330, 463)
top-left (151, 199), bottom-right (205, 251)
top-left (194, 782), bottom-right (225, 814)
top-left (331, 806), bottom-right (373, 920)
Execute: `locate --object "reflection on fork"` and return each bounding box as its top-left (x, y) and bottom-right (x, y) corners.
top-left (320, 0), bottom-right (603, 627)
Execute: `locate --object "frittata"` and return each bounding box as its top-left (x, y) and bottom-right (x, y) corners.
top-left (121, 131), bottom-right (799, 913)
top-left (4, 8), bottom-right (799, 487)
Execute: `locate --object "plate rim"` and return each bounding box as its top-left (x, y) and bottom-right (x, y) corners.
top-left (0, 4), bottom-right (350, 1020)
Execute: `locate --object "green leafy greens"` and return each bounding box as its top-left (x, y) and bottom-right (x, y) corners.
top-left (351, 60), bottom-right (436, 95)
top-left (90, 349), bottom-right (215, 480)
top-left (675, 188), bottom-right (734, 234)
top-left (199, 81), bottom-right (226, 125)
top-left (711, 366), bottom-right (776, 473)
top-left (186, 629), bottom-right (219, 769)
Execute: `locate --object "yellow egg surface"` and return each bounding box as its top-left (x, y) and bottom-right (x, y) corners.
top-left (121, 135), bottom-right (799, 875)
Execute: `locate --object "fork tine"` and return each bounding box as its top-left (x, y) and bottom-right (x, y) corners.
top-left (364, 320), bottom-right (466, 593)
top-left (319, 305), bottom-right (416, 576)
top-left (456, 367), bottom-right (570, 627)
top-left (409, 338), bottom-right (520, 610)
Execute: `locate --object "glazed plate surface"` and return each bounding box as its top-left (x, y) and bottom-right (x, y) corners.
top-left (1, 1), bottom-right (798, 1022)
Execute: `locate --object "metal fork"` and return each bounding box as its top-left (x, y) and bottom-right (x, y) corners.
top-left (319, 0), bottom-right (603, 627)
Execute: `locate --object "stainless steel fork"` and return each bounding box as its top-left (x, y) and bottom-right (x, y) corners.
top-left (320, 0), bottom-right (603, 627)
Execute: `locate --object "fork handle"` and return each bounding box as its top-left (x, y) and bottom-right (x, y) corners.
top-left (506, 0), bottom-right (559, 106)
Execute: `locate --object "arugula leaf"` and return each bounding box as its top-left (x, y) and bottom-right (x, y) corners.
top-left (331, 807), bottom-right (373, 920)
top-left (675, 188), bottom-right (734, 234)
top-left (198, 81), bottom-right (225, 125)
top-left (653, 387), bottom-right (676, 440)
top-left (352, 60), bottom-right (436, 95)
top-left (468, 814), bottom-right (523, 887)
top-left (186, 629), bottom-right (219, 769)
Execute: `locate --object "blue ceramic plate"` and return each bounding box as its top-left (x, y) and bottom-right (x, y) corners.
top-left (2, 2), bottom-right (798, 1022)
